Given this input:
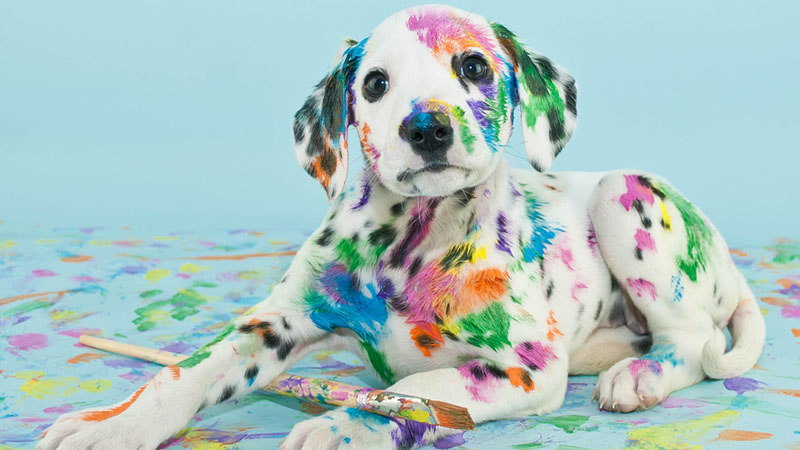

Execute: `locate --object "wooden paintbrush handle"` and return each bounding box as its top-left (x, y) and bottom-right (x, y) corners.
top-left (78, 335), bottom-right (474, 429)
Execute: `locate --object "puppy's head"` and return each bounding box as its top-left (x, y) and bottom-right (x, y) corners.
top-left (293, 5), bottom-right (577, 200)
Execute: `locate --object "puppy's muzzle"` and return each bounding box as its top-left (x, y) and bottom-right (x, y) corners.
top-left (400, 111), bottom-right (454, 161)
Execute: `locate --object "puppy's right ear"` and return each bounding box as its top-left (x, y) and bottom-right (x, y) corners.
top-left (293, 39), bottom-right (366, 201)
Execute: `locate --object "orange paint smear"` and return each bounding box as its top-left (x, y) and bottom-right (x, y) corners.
top-left (410, 323), bottom-right (445, 357)
top-left (777, 278), bottom-right (799, 289)
top-left (761, 296), bottom-right (791, 307)
top-left (729, 249), bottom-right (748, 257)
top-left (67, 353), bottom-right (106, 364)
top-left (82, 383), bottom-right (147, 422)
top-left (715, 429), bottom-right (773, 441)
top-left (0, 289), bottom-right (74, 306)
top-left (546, 311), bottom-right (564, 342)
top-left (769, 388), bottom-right (800, 398)
top-left (61, 255), bottom-right (93, 263)
top-left (792, 328), bottom-right (800, 338)
top-left (505, 367), bottom-right (535, 392)
top-left (181, 251), bottom-right (296, 261)
top-left (168, 365), bottom-right (181, 380)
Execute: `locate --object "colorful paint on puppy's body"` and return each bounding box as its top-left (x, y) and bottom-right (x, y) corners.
top-left (39, 5), bottom-right (765, 450)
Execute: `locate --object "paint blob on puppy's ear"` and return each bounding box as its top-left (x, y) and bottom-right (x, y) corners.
top-left (492, 24), bottom-right (578, 172)
top-left (292, 38), bottom-right (366, 200)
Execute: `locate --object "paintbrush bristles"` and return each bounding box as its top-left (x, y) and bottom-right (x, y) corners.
top-left (429, 400), bottom-right (475, 430)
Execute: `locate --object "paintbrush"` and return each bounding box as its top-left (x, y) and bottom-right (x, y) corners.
top-left (78, 335), bottom-right (474, 430)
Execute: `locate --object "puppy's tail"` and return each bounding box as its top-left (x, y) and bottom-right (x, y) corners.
top-left (701, 272), bottom-right (765, 379)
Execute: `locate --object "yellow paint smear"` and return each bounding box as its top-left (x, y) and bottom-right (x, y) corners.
top-left (153, 236), bottom-right (179, 241)
top-left (80, 379), bottom-right (112, 393)
top-left (659, 199), bottom-right (672, 229)
top-left (179, 263), bottom-right (210, 273)
top-left (144, 268), bottom-right (171, 283)
top-left (626, 409), bottom-right (738, 450)
top-left (0, 240), bottom-right (16, 250)
top-left (18, 373), bottom-right (81, 400)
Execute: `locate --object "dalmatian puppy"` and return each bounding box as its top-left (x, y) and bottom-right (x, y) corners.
top-left (38, 4), bottom-right (765, 450)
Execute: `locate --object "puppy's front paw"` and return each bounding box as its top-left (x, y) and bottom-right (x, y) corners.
top-left (280, 408), bottom-right (441, 450)
top-left (594, 357), bottom-right (669, 412)
top-left (35, 406), bottom-right (158, 450)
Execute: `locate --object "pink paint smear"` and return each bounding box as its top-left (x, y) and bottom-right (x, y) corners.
top-left (627, 278), bottom-right (657, 301)
top-left (619, 175), bottom-right (654, 211)
top-left (7, 333), bottom-right (49, 351)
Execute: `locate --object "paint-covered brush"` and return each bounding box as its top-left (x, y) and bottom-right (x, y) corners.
top-left (79, 335), bottom-right (475, 430)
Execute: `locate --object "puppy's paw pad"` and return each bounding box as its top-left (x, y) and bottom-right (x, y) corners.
top-left (594, 357), bottom-right (668, 413)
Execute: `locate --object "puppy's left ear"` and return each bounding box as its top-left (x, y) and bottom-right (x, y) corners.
top-left (292, 39), bottom-right (365, 200)
top-left (492, 24), bottom-right (577, 172)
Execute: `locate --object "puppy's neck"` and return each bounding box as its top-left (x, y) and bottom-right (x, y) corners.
top-left (357, 161), bottom-right (514, 247)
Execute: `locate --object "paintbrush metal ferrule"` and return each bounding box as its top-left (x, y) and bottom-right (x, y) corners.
top-left (355, 389), bottom-right (474, 429)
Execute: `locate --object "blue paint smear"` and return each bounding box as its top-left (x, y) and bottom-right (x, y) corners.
top-left (521, 194), bottom-right (561, 263)
top-left (643, 343), bottom-right (685, 367)
top-left (305, 262), bottom-right (388, 345)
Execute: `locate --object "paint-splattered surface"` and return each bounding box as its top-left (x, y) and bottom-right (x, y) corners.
top-left (1, 228), bottom-right (798, 450)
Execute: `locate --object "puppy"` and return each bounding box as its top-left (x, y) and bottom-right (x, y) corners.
top-left (38, 5), bottom-right (765, 450)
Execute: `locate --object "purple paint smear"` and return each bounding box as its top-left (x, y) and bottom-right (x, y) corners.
top-left (724, 377), bottom-right (766, 395)
top-left (434, 432), bottom-right (466, 449)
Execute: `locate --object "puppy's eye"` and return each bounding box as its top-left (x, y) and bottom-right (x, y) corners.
top-left (461, 55), bottom-right (489, 81)
top-left (363, 71), bottom-right (389, 102)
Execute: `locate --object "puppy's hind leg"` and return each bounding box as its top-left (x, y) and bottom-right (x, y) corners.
top-left (38, 258), bottom-right (331, 450)
top-left (587, 171), bottom-right (763, 412)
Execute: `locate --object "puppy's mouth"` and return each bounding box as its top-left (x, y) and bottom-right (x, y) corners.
top-left (396, 162), bottom-right (465, 182)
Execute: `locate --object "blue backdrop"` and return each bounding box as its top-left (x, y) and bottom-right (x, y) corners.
top-left (1, 0), bottom-right (797, 244)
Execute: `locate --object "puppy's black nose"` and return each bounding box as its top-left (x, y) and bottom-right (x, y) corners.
top-left (401, 111), bottom-right (453, 158)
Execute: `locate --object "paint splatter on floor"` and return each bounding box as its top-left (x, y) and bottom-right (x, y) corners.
top-left (1, 227), bottom-right (798, 449)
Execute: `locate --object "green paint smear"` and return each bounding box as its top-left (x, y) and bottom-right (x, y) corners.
top-left (333, 236), bottom-right (389, 272)
top-left (177, 324), bottom-right (235, 368)
top-left (767, 241), bottom-right (800, 264)
top-left (2, 299), bottom-right (55, 316)
top-left (360, 341), bottom-right (395, 384)
top-left (491, 23), bottom-right (566, 142)
top-left (139, 289), bottom-right (162, 299)
top-left (133, 289), bottom-right (208, 331)
top-left (114, 332), bottom-right (128, 339)
top-left (452, 106), bottom-right (477, 154)
top-left (512, 443), bottom-right (544, 449)
top-left (534, 415), bottom-right (590, 434)
top-left (458, 302), bottom-right (512, 350)
top-left (657, 183), bottom-right (714, 282)
top-left (192, 280), bottom-right (218, 288)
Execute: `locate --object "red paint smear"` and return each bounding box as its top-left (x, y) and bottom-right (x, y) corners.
top-left (82, 383), bottom-right (147, 422)
top-left (0, 289), bottom-right (75, 306)
top-left (168, 365), bottom-right (181, 380)
top-left (769, 388), bottom-right (800, 398)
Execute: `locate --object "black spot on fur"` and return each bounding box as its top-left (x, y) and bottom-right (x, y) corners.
top-left (642, 217), bottom-right (652, 228)
top-left (545, 281), bottom-right (554, 299)
top-left (316, 227), bottom-right (334, 247)
top-left (485, 363), bottom-right (508, 379)
top-left (440, 244), bottom-right (474, 271)
top-left (633, 335), bottom-right (653, 355)
top-left (389, 295), bottom-right (410, 315)
top-left (451, 54), bottom-right (470, 92)
top-left (454, 186), bottom-right (476, 207)
top-left (217, 385), bottom-right (236, 404)
top-left (391, 202), bottom-right (405, 216)
top-left (469, 364), bottom-right (487, 381)
top-left (281, 316), bottom-right (291, 330)
top-left (415, 334), bottom-right (439, 351)
top-left (547, 106), bottom-right (565, 144)
top-left (442, 329), bottom-right (459, 341)
top-left (531, 160), bottom-right (544, 172)
top-left (197, 401), bottom-right (207, 413)
top-left (277, 341), bottom-right (295, 361)
top-left (610, 277), bottom-right (620, 291)
top-left (635, 248), bottom-right (643, 260)
top-left (368, 225), bottom-right (397, 248)
top-left (244, 365), bottom-right (259, 381)
top-left (564, 78), bottom-right (577, 116)
top-left (594, 300), bottom-right (603, 321)
top-left (408, 256), bottom-right (423, 277)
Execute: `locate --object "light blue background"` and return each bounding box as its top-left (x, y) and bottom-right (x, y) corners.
top-left (1, 0), bottom-right (797, 244)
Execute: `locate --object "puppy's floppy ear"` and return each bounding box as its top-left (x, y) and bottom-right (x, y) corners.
top-left (492, 24), bottom-right (577, 172)
top-left (293, 38), bottom-right (366, 200)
